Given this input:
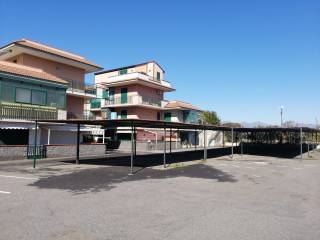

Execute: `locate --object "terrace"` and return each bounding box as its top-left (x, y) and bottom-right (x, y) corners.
top-left (99, 72), bottom-right (174, 91)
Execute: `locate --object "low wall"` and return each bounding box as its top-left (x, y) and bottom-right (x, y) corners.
top-left (0, 145), bottom-right (27, 161)
top-left (0, 144), bottom-right (106, 161)
top-left (118, 140), bottom-right (182, 152)
top-left (45, 144), bottom-right (106, 158)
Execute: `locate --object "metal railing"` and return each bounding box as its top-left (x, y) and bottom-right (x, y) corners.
top-left (0, 102), bottom-right (58, 120)
top-left (65, 78), bottom-right (96, 96)
top-left (105, 95), bottom-right (161, 107)
top-left (27, 145), bottom-right (47, 159)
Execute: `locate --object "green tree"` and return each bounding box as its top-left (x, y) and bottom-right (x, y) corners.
top-left (200, 111), bottom-right (221, 125)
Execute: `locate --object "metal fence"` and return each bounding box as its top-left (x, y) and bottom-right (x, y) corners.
top-left (27, 145), bottom-right (47, 159)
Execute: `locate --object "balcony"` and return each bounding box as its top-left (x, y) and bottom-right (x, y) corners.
top-left (0, 102), bottom-right (60, 120)
top-left (104, 94), bottom-right (162, 109)
top-left (65, 79), bottom-right (97, 99)
top-left (98, 72), bottom-right (174, 91)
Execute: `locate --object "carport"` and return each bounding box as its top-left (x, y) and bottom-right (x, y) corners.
top-left (32, 119), bottom-right (320, 174)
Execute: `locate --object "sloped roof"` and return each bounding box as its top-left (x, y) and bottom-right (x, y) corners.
top-left (165, 100), bottom-right (201, 111)
top-left (0, 60), bottom-right (68, 85)
top-left (1, 39), bottom-right (102, 69)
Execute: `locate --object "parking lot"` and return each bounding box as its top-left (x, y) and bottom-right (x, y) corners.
top-left (0, 150), bottom-right (320, 240)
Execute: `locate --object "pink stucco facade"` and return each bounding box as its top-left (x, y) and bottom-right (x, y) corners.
top-left (8, 53), bottom-right (88, 118)
top-left (9, 53), bottom-right (85, 82)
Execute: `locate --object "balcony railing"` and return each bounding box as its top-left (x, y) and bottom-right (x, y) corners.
top-left (65, 79), bottom-right (96, 97)
top-left (0, 102), bottom-right (58, 120)
top-left (105, 95), bottom-right (161, 107)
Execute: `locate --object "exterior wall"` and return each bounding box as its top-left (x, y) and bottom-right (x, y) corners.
top-left (113, 107), bottom-right (160, 120)
top-left (111, 84), bottom-right (163, 100)
top-left (49, 130), bottom-right (83, 145)
top-left (11, 53), bottom-right (85, 82)
top-left (67, 95), bottom-right (84, 117)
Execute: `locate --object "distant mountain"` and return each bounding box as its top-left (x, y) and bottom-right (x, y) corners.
top-left (231, 121), bottom-right (319, 129)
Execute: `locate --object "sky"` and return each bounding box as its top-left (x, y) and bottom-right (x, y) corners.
top-left (0, 0), bottom-right (319, 125)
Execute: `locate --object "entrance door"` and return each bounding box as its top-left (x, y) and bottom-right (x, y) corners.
top-left (121, 88), bottom-right (128, 104)
top-left (109, 89), bottom-right (115, 104)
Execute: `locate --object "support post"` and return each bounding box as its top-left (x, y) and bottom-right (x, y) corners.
top-left (231, 128), bottom-right (234, 159)
top-left (76, 123), bottom-right (80, 164)
top-left (102, 129), bottom-right (105, 144)
top-left (129, 125), bottom-right (134, 175)
top-left (240, 132), bottom-right (243, 156)
top-left (163, 127), bottom-right (166, 168)
top-left (33, 121), bottom-right (38, 168)
top-left (134, 127), bottom-right (137, 157)
top-left (47, 128), bottom-right (51, 145)
top-left (194, 130), bottom-right (197, 150)
top-left (300, 128), bottom-right (303, 161)
top-left (203, 127), bottom-right (207, 160)
top-left (169, 128), bottom-right (172, 154)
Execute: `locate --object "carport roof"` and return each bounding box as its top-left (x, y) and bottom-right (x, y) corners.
top-left (35, 119), bottom-right (320, 133)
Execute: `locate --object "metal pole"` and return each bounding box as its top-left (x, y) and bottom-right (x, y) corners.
top-left (76, 123), bottom-right (80, 164)
top-left (169, 128), bottom-right (172, 154)
top-left (194, 129), bottom-right (197, 150)
top-left (300, 128), bottom-right (303, 161)
top-left (129, 125), bottom-right (134, 175)
top-left (47, 128), bottom-right (51, 145)
top-left (163, 127), bottom-right (166, 168)
top-left (231, 128), bottom-right (234, 159)
top-left (33, 121), bottom-right (38, 168)
top-left (203, 128), bottom-right (207, 160)
top-left (134, 127), bottom-right (137, 157)
top-left (240, 132), bottom-right (243, 156)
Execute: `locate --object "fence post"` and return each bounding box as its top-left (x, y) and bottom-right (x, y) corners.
top-left (33, 121), bottom-right (38, 168)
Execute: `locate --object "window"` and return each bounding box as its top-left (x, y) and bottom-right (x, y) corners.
top-left (16, 88), bottom-right (31, 104)
top-left (156, 71), bottom-right (161, 80)
top-left (157, 112), bottom-right (161, 120)
top-left (31, 90), bottom-right (46, 105)
top-left (120, 88), bottom-right (128, 104)
top-left (164, 112), bottom-right (171, 122)
top-left (120, 110), bottom-right (127, 119)
top-left (1, 84), bottom-right (15, 102)
top-left (119, 69), bottom-right (128, 75)
top-left (102, 89), bottom-right (109, 99)
top-left (47, 92), bottom-right (65, 109)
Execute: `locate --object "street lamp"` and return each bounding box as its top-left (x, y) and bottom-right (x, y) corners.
top-left (280, 106), bottom-right (284, 127)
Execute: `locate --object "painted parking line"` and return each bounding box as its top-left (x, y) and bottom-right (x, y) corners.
top-left (0, 175), bottom-right (38, 180)
top-left (0, 191), bottom-right (11, 194)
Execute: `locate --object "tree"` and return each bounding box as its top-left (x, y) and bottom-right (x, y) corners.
top-left (200, 111), bottom-right (221, 125)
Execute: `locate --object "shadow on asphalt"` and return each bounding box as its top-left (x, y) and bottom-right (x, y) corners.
top-left (29, 164), bottom-right (237, 194)
top-left (63, 147), bottom-right (234, 168)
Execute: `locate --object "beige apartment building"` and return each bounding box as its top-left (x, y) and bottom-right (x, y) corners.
top-left (87, 61), bottom-right (202, 142)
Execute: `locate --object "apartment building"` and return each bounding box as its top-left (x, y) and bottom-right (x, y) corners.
top-left (88, 61), bottom-right (202, 142)
top-left (0, 39), bottom-right (102, 145)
